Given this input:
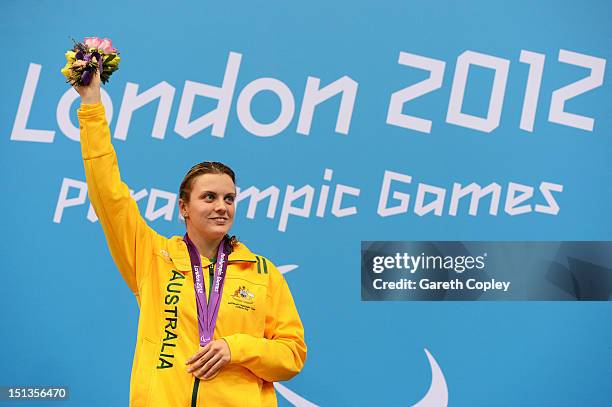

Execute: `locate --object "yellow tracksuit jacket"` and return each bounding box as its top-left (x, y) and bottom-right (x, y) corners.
top-left (78, 103), bottom-right (307, 406)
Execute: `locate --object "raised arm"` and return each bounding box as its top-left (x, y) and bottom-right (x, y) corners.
top-left (74, 61), bottom-right (159, 299)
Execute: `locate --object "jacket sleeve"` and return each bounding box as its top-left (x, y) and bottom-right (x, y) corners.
top-left (222, 263), bottom-right (307, 382)
top-left (78, 102), bottom-right (159, 299)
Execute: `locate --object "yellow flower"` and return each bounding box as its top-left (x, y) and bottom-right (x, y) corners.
top-left (60, 62), bottom-right (74, 79)
top-left (107, 55), bottom-right (121, 66)
top-left (61, 63), bottom-right (70, 79)
top-left (65, 51), bottom-right (76, 63)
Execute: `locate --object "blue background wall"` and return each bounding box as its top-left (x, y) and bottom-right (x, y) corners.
top-left (1, 0), bottom-right (611, 405)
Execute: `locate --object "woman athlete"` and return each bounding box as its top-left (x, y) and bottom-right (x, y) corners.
top-left (72, 58), bottom-right (306, 406)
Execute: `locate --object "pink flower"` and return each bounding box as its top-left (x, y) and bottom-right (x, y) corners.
top-left (98, 38), bottom-right (117, 54)
top-left (84, 36), bottom-right (102, 49)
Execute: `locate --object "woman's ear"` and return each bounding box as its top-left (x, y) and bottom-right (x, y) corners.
top-left (178, 199), bottom-right (188, 218)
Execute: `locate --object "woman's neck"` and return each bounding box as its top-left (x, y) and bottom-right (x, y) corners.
top-left (186, 230), bottom-right (223, 260)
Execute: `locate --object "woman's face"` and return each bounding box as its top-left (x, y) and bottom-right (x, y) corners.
top-left (182, 173), bottom-right (236, 242)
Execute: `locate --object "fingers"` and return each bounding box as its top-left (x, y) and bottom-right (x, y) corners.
top-left (71, 59), bottom-right (101, 96)
top-left (70, 59), bottom-right (101, 82)
top-left (186, 340), bottom-right (231, 379)
top-left (186, 344), bottom-right (210, 365)
top-left (193, 352), bottom-right (222, 379)
top-left (202, 356), bottom-right (226, 380)
top-left (186, 346), bottom-right (215, 373)
top-left (92, 56), bottom-right (102, 80)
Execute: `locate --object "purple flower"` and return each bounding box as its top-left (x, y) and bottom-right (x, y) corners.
top-left (81, 70), bottom-right (92, 86)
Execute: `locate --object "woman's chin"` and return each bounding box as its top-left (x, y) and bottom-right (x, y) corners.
top-left (203, 226), bottom-right (230, 240)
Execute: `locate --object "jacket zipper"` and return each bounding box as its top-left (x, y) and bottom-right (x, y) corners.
top-left (191, 377), bottom-right (200, 407)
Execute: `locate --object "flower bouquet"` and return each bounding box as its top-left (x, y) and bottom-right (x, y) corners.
top-left (61, 37), bottom-right (120, 86)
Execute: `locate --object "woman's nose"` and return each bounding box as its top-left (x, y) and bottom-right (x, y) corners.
top-left (214, 199), bottom-right (227, 212)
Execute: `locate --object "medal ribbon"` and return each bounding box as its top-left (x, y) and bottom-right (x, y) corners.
top-left (184, 233), bottom-right (230, 347)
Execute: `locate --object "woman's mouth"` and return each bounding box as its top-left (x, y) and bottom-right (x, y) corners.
top-left (209, 217), bottom-right (228, 224)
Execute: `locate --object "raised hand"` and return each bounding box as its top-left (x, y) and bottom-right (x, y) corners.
top-left (72, 57), bottom-right (102, 104)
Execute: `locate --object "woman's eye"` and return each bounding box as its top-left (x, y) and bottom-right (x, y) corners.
top-left (204, 194), bottom-right (215, 201)
top-left (225, 196), bottom-right (235, 204)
